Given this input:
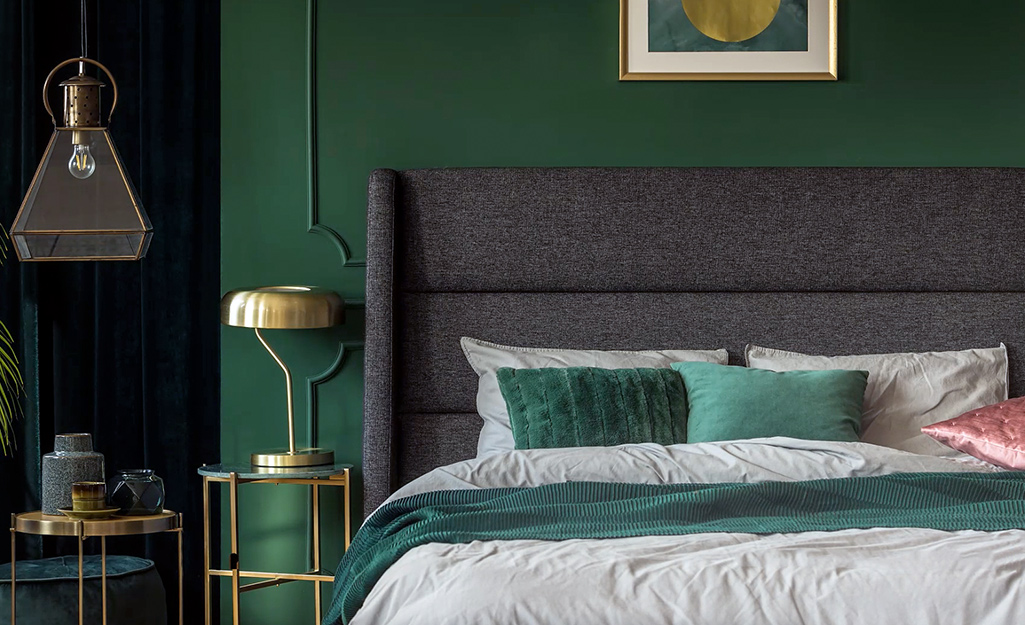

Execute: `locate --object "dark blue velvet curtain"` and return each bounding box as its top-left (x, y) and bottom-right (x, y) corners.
top-left (0, 1), bottom-right (220, 623)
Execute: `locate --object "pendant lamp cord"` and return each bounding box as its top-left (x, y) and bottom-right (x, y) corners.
top-left (80, 0), bottom-right (88, 71)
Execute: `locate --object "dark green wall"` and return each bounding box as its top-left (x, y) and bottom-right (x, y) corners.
top-left (221, 1), bottom-right (1025, 621)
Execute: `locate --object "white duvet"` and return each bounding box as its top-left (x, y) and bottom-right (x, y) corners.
top-left (351, 438), bottom-right (1025, 625)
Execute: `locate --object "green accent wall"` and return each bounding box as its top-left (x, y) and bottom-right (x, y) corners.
top-left (221, 1), bottom-right (1025, 622)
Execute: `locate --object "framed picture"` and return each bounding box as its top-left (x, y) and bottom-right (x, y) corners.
top-left (620, 0), bottom-right (837, 81)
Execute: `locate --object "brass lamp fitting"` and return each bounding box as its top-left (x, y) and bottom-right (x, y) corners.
top-left (60, 73), bottom-right (105, 144)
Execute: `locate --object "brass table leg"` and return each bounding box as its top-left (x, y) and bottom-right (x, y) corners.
top-left (77, 521), bottom-right (84, 625)
top-left (344, 468), bottom-right (351, 550)
top-left (229, 472), bottom-right (240, 625)
top-left (203, 477), bottom-right (210, 625)
top-left (313, 483), bottom-right (321, 624)
top-left (10, 515), bottom-right (15, 625)
top-left (101, 536), bottom-right (107, 625)
top-left (177, 516), bottom-right (184, 625)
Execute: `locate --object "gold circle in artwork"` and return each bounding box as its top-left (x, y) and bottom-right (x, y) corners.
top-left (681, 0), bottom-right (782, 43)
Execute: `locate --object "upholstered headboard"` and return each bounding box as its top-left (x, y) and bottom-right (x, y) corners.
top-left (363, 167), bottom-right (1025, 516)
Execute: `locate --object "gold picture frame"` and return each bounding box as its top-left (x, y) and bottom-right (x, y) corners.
top-left (620, 0), bottom-right (837, 81)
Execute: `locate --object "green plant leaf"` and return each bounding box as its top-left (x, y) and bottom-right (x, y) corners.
top-left (0, 229), bottom-right (22, 455)
top-left (0, 324), bottom-right (20, 454)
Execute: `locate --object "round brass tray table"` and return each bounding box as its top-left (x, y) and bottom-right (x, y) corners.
top-left (9, 510), bottom-right (183, 625)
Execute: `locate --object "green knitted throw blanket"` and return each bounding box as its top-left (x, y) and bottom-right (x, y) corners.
top-left (324, 472), bottom-right (1025, 625)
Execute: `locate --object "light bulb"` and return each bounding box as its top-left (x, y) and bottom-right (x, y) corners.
top-left (68, 143), bottom-right (96, 179)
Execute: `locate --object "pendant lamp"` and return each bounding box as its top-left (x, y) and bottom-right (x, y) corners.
top-left (9, 56), bottom-right (152, 261)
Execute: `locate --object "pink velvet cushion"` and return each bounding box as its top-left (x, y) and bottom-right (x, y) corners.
top-left (921, 396), bottom-right (1025, 469)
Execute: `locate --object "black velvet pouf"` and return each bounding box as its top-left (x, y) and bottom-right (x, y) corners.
top-left (0, 555), bottom-right (166, 625)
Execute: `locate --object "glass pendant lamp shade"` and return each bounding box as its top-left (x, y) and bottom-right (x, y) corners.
top-left (9, 58), bottom-right (152, 261)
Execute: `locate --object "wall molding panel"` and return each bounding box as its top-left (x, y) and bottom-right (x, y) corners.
top-left (307, 0), bottom-right (366, 269)
top-left (305, 340), bottom-right (364, 448)
top-left (304, 0), bottom-right (365, 450)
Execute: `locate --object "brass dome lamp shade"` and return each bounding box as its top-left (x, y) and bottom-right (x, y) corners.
top-left (220, 287), bottom-right (345, 467)
top-left (9, 57), bottom-right (152, 261)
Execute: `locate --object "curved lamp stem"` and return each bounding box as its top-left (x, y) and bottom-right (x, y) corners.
top-left (254, 328), bottom-right (296, 455)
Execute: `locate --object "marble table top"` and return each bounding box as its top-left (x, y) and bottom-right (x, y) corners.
top-left (197, 462), bottom-right (351, 479)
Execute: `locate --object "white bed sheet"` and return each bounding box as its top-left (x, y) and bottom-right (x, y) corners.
top-left (352, 438), bottom-right (1025, 625)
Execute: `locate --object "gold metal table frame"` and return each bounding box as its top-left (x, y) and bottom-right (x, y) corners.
top-left (199, 464), bottom-right (351, 625)
top-left (9, 510), bottom-right (183, 625)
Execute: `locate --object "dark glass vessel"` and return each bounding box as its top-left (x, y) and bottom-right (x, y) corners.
top-left (109, 469), bottom-right (165, 515)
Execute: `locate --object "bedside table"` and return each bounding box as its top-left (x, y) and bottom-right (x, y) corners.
top-left (9, 510), bottom-right (183, 625)
top-left (197, 463), bottom-right (351, 625)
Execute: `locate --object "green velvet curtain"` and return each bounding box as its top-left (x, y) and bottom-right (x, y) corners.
top-left (0, 2), bottom-right (220, 623)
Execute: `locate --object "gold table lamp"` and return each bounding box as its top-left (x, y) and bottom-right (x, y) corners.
top-left (220, 286), bottom-right (344, 467)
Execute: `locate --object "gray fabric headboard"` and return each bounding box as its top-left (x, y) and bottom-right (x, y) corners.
top-left (363, 167), bottom-right (1025, 516)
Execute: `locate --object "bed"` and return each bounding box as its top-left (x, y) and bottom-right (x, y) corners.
top-left (333, 167), bottom-right (1025, 625)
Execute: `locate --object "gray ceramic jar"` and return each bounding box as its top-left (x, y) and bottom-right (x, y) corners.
top-left (41, 433), bottom-right (105, 515)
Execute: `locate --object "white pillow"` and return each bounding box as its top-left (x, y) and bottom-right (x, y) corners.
top-left (461, 337), bottom-right (729, 458)
top-left (744, 344), bottom-right (1008, 457)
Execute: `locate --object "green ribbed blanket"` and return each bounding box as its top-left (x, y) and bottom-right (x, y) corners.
top-left (324, 472), bottom-right (1025, 625)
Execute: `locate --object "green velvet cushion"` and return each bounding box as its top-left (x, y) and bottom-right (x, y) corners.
top-left (496, 367), bottom-right (689, 449)
top-left (671, 362), bottom-right (867, 444)
top-left (0, 555), bottom-right (166, 625)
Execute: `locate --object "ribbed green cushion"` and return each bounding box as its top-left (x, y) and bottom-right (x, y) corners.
top-left (496, 367), bottom-right (688, 449)
top-left (0, 555), bottom-right (166, 625)
top-left (671, 361), bottom-right (868, 443)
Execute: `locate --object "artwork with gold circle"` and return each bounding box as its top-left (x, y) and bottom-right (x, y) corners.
top-left (649, 0), bottom-right (808, 52)
top-left (621, 0), bottom-right (835, 81)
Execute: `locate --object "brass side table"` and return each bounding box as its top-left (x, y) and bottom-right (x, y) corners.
top-left (198, 463), bottom-right (351, 625)
top-left (9, 510), bottom-right (183, 625)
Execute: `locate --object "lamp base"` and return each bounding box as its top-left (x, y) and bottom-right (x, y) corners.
top-left (250, 448), bottom-right (334, 468)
